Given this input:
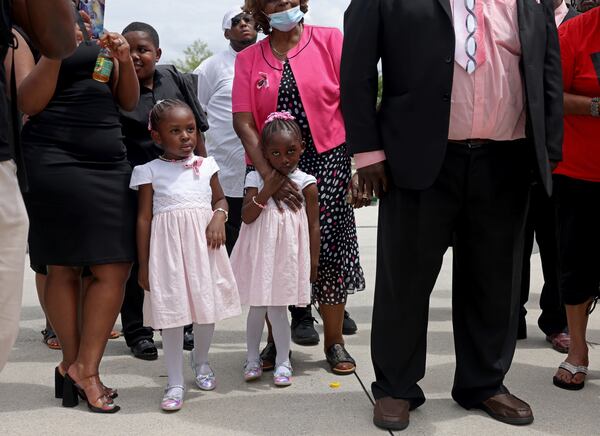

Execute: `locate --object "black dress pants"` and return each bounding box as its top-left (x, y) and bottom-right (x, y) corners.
top-left (121, 262), bottom-right (154, 347)
top-left (371, 140), bottom-right (531, 409)
top-left (225, 196), bottom-right (243, 255)
top-left (519, 182), bottom-right (566, 336)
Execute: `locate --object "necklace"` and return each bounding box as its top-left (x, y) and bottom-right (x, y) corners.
top-left (270, 24), bottom-right (303, 59)
top-left (158, 155), bottom-right (191, 163)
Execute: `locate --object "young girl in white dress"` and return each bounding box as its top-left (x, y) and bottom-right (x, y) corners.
top-left (231, 112), bottom-right (320, 387)
top-left (130, 99), bottom-right (241, 411)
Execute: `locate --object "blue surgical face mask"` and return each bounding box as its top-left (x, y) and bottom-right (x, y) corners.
top-left (268, 5), bottom-right (305, 32)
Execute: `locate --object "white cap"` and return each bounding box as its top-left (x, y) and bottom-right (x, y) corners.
top-left (222, 7), bottom-right (244, 31)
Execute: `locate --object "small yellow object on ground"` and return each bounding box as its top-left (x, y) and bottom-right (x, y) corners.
top-left (329, 382), bottom-right (341, 389)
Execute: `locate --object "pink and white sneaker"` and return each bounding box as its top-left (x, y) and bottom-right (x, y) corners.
top-left (243, 360), bottom-right (263, 382)
top-left (160, 385), bottom-right (185, 412)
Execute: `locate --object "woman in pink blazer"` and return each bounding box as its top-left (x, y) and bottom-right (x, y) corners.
top-left (233, 0), bottom-right (365, 375)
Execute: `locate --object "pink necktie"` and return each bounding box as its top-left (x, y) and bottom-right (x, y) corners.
top-left (454, 0), bottom-right (486, 74)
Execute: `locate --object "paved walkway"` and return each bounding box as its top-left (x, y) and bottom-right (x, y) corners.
top-left (1, 207), bottom-right (599, 435)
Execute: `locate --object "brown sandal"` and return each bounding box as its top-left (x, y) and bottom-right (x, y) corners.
top-left (42, 329), bottom-right (61, 350)
top-left (325, 344), bottom-right (356, 375)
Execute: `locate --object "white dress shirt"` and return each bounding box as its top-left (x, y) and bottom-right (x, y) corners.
top-left (555, 1), bottom-right (569, 27)
top-left (194, 46), bottom-right (245, 198)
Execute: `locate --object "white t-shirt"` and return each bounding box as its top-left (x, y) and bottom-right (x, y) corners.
top-left (129, 156), bottom-right (219, 215)
top-left (245, 169), bottom-right (317, 209)
top-left (195, 46), bottom-right (245, 198)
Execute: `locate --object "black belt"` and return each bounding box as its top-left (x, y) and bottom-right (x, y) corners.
top-left (448, 139), bottom-right (493, 149)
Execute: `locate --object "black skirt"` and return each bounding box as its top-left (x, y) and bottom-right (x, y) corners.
top-left (22, 43), bottom-right (135, 266)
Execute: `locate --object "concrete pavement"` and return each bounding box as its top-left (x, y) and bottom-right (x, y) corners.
top-left (1, 206), bottom-right (599, 435)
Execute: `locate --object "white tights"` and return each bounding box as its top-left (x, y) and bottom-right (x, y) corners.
top-left (246, 306), bottom-right (290, 367)
top-left (161, 323), bottom-right (215, 387)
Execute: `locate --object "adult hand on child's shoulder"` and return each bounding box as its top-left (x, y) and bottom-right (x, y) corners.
top-left (268, 170), bottom-right (303, 212)
top-left (263, 169), bottom-right (287, 196)
top-left (138, 265), bottom-right (150, 292)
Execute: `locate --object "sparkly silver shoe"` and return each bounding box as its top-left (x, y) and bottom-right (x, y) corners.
top-left (190, 353), bottom-right (216, 391)
top-left (160, 385), bottom-right (185, 412)
top-left (243, 360), bottom-right (263, 382)
top-left (273, 362), bottom-right (293, 387)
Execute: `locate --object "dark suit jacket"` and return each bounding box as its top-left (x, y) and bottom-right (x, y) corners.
top-left (563, 5), bottom-right (580, 24)
top-left (341, 0), bottom-right (564, 195)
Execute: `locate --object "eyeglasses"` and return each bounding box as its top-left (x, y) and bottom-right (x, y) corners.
top-left (231, 15), bottom-right (255, 27)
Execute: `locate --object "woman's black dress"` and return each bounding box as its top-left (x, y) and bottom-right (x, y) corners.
top-left (22, 42), bottom-right (135, 266)
top-left (277, 61), bottom-right (365, 305)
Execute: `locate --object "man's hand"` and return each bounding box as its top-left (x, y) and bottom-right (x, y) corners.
top-left (349, 162), bottom-right (389, 208)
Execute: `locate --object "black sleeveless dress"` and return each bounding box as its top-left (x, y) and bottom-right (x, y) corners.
top-left (22, 42), bottom-right (135, 266)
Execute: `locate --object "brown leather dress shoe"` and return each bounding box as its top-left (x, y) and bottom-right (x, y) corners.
top-left (373, 397), bottom-right (410, 431)
top-left (476, 393), bottom-right (533, 425)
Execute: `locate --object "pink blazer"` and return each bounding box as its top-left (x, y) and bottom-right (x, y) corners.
top-left (232, 25), bottom-right (346, 155)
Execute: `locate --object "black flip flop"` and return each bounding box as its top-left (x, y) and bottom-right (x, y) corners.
top-left (553, 361), bottom-right (587, 391)
top-left (131, 339), bottom-right (158, 361)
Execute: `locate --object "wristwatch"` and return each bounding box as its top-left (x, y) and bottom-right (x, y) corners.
top-left (592, 97), bottom-right (600, 118)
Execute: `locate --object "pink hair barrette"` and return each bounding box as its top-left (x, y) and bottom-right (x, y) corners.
top-left (265, 111), bottom-right (296, 124)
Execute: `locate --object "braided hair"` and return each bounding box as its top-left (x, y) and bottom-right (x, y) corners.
top-left (148, 99), bottom-right (191, 131)
top-left (261, 112), bottom-right (303, 148)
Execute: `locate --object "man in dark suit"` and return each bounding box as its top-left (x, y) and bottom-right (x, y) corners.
top-left (341, 0), bottom-right (563, 431)
top-left (518, 0), bottom-right (579, 354)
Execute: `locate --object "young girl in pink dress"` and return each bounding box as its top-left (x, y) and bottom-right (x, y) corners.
top-left (231, 112), bottom-right (320, 386)
top-left (130, 99), bottom-right (241, 411)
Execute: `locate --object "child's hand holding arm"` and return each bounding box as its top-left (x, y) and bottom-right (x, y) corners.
top-left (241, 170), bottom-right (287, 224)
top-left (304, 184), bottom-right (320, 283)
top-left (207, 174), bottom-right (228, 249)
top-left (137, 184), bottom-right (154, 291)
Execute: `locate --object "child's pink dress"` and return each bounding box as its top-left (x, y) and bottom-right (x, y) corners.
top-left (130, 156), bottom-right (241, 329)
top-left (231, 169), bottom-right (316, 306)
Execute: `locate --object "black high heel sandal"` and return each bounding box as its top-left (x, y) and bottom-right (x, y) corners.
top-left (55, 367), bottom-right (64, 399)
top-left (55, 366), bottom-right (118, 399)
top-left (62, 374), bottom-right (120, 413)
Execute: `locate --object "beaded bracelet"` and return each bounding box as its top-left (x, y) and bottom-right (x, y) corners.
top-left (591, 97), bottom-right (600, 118)
top-left (213, 208), bottom-right (228, 222)
top-left (252, 196), bottom-right (266, 209)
